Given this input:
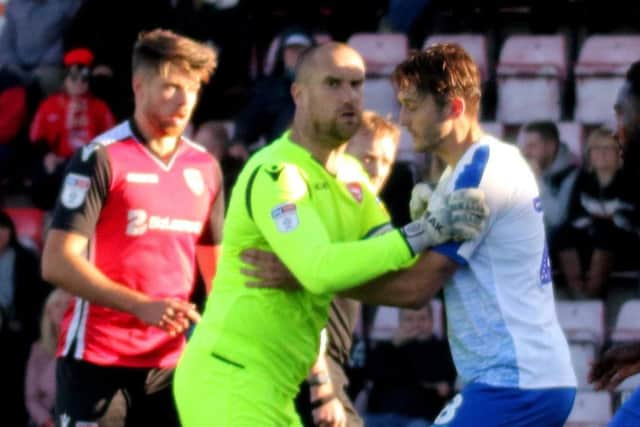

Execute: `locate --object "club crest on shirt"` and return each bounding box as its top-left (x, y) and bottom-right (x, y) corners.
top-left (183, 168), bottom-right (205, 196)
top-left (60, 173), bottom-right (91, 209)
top-left (271, 202), bottom-right (299, 232)
top-left (346, 182), bottom-right (363, 202)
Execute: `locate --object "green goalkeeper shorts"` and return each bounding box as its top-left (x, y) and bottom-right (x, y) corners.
top-left (174, 343), bottom-right (303, 427)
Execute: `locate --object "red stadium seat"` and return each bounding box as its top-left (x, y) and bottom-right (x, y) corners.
top-left (423, 33), bottom-right (490, 82)
top-left (347, 32), bottom-right (409, 77)
top-left (4, 207), bottom-right (46, 252)
top-left (574, 35), bottom-right (640, 124)
top-left (496, 35), bottom-right (567, 124)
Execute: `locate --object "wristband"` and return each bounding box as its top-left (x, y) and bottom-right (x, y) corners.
top-left (307, 373), bottom-right (330, 387)
top-left (310, 394), bottom-right (335, 410)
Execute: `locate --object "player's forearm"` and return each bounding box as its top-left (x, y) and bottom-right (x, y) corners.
top-left (287, 230), bottom-right (413, 295)
top-left (340, 251), bottom-right (455, 309)
top-left (42, 231), bottom-right (149, 314)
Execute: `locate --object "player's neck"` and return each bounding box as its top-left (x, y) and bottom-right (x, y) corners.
top-left (439, 119), bottom-right (483, 167)
top-left (290, 124), bottom-right (346, 174)
top-left (132, 113), bottom-right (180, 163)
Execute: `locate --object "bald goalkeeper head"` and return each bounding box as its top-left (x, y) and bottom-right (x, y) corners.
top-left (289, 42), bottom-right (366, 169)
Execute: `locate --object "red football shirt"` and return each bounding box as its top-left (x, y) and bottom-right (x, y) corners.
top-left (50, 120), bottom-right (223, 368)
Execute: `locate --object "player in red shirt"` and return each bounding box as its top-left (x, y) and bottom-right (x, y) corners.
top-left (41, 30), bottom-right (223, 427)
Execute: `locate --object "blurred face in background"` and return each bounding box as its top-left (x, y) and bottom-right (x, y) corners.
top-left (64, 65), bottom-right (90, 97)
top-left (615, 82), bottom-right (640, 148)
top-left (399, 305), bottom-right (434, 341)
top-left (588, 132), bottom-right (622, 174)
top-left (283, 44), bottom-right (308, 73)
top-left (522, 131), bottom-right (557, 172)
top-left (347, 128), bottom-right (398, 193)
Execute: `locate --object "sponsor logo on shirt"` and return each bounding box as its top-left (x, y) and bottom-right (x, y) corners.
top-left (346, 182), bottom-right (363, 202)
top-left (271, 202), bottom-right (299, 233)
top-left (183, 168), bottom-right (205, 196)
top-left (60, 173), bottom-right (91, 209)
top-left (126, 172), bottom-right (159, 184)
top-left (126, 209), bottom-right (203, 236)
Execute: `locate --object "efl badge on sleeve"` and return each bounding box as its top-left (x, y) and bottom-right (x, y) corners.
top-left (183, 168), bottom-right (205, 196)
top-left (60, 173), bottom-right (91, 209)
top-left (346, 182), bottom-right (363, 202)
top-left (271, 202), bottom-right (299, 232)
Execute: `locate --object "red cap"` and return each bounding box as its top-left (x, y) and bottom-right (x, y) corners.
top-left (63, 48), bottom-right (94, 67)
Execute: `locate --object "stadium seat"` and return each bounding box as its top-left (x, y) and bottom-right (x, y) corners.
top-left (369, 306), bottom-right (399, 341)
top-left (569, 342), bottom-right (597, 389)
top-left (565, 391), bottom-right (612, 426)
top-left (610, 299), bottom-right (640, 342)
top-left (3, 207), bottom-right (46, 252)
top-left (347, 32), bottom-right (409, 77)
top-left (423, 33), bottom-right (490, 82)
top-left (574, 35), bottom-right (640, 124)
top-left (481, 121), bottom-right (504, 139)
top-left (363, 78), bottom-right (400, 120)
top-left (496, 35), bottom-right (567, 124)
top-left (558, 121), bottom-right (585, 161)
top-left (556, 300), bottom-right (605, 345)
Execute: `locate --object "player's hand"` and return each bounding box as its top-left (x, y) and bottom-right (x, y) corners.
top-left (240, 249), bottom-right (302, 291)
top-left (409, 182), bottom-right (433, 220)
top-left (401, 188), bottom-right (489, 254)
top-left (589, 343), bottom-right (640, 390)
top-left (312, 396), bottom-right (346, 427)
top-left (134, 298), bottom-right (201, 337)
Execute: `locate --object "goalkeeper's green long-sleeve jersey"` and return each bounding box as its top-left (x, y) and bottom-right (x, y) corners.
top-left (185, 132), bottom-right (414, 395)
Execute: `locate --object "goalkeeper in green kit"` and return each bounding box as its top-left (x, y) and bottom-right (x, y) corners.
top-left (173, 42), bottom-right (488, 426)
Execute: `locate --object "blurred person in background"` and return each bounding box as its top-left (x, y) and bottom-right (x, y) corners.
top-left (520, 120), bottom-right (579, 257)
top-left (556, 127), bottom-right (639, 298)
top-left (25, 289), bottom-right (73, 427)
top-left (364, 304), bottom-right (456, 427)
top-left (29, 48), bottom-right (116, 210)
top-left (0, 210), bottom-right (50, 426)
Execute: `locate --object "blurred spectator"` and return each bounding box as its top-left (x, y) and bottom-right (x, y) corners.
top-left (0, 210), bottom-right (51, 427)
top-left (364, 304), bottom-right (456, 427)
top-left (0, 0), bottom-right (84, 96)
top-left (0, 67), bottom-right (28, 193)
top-left (520, 121), bottom-right (579, 253)
top-left (556, 127), bottom-right (640, 298)
top-left (616, 60), bottom-right (640, 180)
top-left (226, 27), bottom-right (314, 161)
top-left (25, 289), bottom-right (72, 427)
top-left (29, 47), bottom-right (115, 209)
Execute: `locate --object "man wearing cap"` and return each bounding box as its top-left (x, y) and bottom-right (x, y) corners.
top-left (29, 47), bottom-right (116, 209)
top-left (226, 27), bottom-right (314, 161)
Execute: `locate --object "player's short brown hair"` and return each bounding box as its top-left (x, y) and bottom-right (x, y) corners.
top-left (359, 110), bottom-right (401, 144)
top-left (392, 43), bottom-right (481, 114)
top-left (132, 29), bottom-right (217, 83)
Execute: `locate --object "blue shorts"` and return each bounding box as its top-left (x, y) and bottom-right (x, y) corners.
top-left (609, 388), bottom-right (640, 427)
top-left (433, 382), bottom-right (576, 427)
